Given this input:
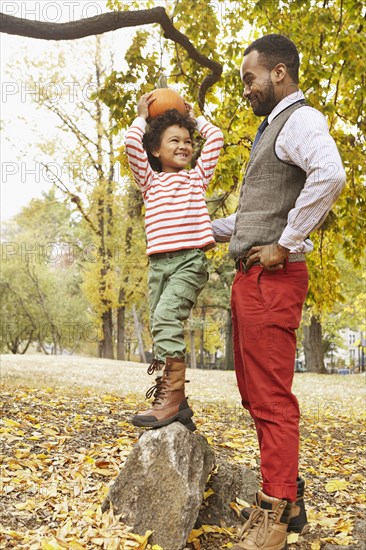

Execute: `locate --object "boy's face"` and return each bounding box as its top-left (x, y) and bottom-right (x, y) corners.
top-left (152, 125), bottom-right (193, 173)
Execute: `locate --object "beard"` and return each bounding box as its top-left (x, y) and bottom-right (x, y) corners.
top-left (251, 77), bottom-right (277, 116)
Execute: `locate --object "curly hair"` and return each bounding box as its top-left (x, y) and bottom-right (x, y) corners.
top-left (143, 109), bottom-right (197, 172)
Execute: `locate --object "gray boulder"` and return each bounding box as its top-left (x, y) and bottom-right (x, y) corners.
top-left (102, 422), bottom-right (215, 550)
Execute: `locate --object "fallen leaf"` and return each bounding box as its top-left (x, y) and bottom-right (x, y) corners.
top-left (325, 479), bottom-right (349, 492)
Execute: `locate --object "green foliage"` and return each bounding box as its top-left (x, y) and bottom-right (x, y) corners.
top-left (6, 0), bottom-right (364, 358)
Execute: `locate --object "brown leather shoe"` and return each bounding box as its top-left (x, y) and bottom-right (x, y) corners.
top-left (233, 490), bottom-right (291, 550)
top-left (132, 357), bottom-right (196, 431)
top-left (240, 477), bottom-right (308, 533)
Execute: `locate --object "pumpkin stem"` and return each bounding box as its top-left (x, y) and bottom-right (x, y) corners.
top-left (157, 73), bottom-right (168, 88)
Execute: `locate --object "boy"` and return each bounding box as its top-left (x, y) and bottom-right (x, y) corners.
top-left (125, 92), bottom-right (224, 431)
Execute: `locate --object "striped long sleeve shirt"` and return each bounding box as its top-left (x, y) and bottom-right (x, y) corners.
top-left (125, 116), bottom-right (224, 255)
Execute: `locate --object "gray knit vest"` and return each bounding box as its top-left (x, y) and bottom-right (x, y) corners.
top-left (229, 101), bottom-right (306, 259)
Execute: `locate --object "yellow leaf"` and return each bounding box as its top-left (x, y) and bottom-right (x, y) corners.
top-left (325, 506), bottom-right (337, 513)
top-left (15, 499), bottom-right (36, 511)
top-left (44, 428), bottom-right (59, 436)
top-left (68, 542), bottom-right (86, 549)
top-left (151, 546), bottom-right (164, 550)
top-left (42, 538), bottom-right (66, 550)
top-left (311, 542), bottom-right (321, 550)
top-left (287, 533), bottom-right (299, 544)
top-left (4, 418), bottom-right (22, 428)
top-left (187, 527), bottom-right (204, 542)
top-left (236, 497), bottom-right (251, 507)
top-left (2, 530), bottom-right (24, 540)
top-left (325, 479), bottom-right (349, 492)
top-left (204, 488), bottom-right (214, 499)
top-left (128, 530), bottom-right (153, 549)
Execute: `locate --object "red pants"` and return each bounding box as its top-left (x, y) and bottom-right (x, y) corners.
top-left (231, 261), bottom-right (308, 501)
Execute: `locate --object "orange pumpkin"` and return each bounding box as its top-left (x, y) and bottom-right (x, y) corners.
top-left (148, 88), bottom-right (186, 119)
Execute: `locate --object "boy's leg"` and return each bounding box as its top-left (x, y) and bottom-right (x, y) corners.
top-left (151, 249), bottom-right (208, 359)
top-left (133, 249), bottom-right (208, 429)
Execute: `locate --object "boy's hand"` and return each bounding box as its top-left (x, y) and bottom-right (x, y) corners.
top-left (137, 93), bottom-right (155, 119)
top-left (184, 102), bottom-right (195, 119)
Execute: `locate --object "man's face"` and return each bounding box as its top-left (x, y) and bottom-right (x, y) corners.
top-left (240, 50), bottom-right (277, 116)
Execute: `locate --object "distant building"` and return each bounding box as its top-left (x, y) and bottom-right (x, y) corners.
top-left (324, 329), bottom-right (365, 372)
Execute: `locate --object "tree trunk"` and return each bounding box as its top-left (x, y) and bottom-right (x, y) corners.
top-left (100, 309), bottom-right (114, 359)
top-left (199, 307), bottom-right (206, 368)
top-left (189, 326), bottom-right (197, 369)
top-left (302, 315), bottom-right (328, 373)
top-left (132, 305), bottom-right (146, 363)
top-left (116, 302), bottom-right (125, 361)
top-left (225, 309), bottom-right (234, 371)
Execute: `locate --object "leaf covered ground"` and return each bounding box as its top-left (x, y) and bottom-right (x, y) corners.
top-left (0, 357), bottom-right (365, 549)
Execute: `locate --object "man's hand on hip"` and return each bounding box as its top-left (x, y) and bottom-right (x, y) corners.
top-left (246, 244), bottom-right (289, 271)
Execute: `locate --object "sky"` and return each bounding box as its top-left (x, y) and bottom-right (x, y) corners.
top-left (0, 0), bottom-right (140, 222)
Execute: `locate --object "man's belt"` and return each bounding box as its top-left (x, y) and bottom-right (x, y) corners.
top-left (235, 253), bottom-right (305, 273)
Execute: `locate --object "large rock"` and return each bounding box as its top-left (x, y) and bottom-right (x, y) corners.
top-left (102, 422), bottom-right (215, 550)
top-left (198, 460), bottom-right (258, 527)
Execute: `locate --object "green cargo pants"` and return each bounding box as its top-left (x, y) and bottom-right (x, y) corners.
top-left (148, 248), bottom-right (209, 360)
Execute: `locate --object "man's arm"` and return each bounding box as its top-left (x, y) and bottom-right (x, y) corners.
top-left (276, 106), bottom-right (346, 251)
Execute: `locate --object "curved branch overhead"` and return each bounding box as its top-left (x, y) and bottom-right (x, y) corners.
top-left (0, 7), bottom-right (223, 108)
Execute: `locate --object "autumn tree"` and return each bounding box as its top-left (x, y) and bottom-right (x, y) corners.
top-left (1, 189), bottom-right (89, 354)
top-left (1, 0), bottom-right (364, 370)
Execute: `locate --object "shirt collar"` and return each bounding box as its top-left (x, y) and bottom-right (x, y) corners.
top-left (268, 90), bottom-right (305, 124)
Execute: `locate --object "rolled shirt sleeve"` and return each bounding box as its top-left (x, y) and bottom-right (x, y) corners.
top-left (276, 106), bottom-right (346, 252)
top-left (212, 213), bottom-right (236, 242)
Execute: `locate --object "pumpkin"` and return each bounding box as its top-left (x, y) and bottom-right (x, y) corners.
top-left (148, 88), bottom-right (186, 119)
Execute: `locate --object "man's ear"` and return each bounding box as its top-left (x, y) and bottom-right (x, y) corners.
top-left (273, 63), bottom-right (287, 81)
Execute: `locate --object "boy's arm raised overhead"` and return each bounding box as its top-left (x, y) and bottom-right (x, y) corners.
top-left (124, 117), bottom-right (154, 196)
top-left (125, 95), bottom-right (157, 196)
top-left (194, 117), bottom-right (224, 190)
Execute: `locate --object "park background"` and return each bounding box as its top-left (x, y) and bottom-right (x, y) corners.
top-left (0, 1), bottom-right (365, 549)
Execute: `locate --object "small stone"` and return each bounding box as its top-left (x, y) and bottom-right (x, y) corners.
top-left (197, 460), bottom-right (258, 527)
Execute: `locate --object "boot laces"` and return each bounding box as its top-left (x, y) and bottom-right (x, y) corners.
top-left (147, 358), bottom-right (165, 375)
top-left (239, 508), bottom-right (274, 546)
top-left (145, 376), bottom-right (168, 405)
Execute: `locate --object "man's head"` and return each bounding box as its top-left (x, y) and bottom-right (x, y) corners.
top-left (240, 34), bottom-right (300, 116)
top-left (143, 109), bottom-right (196, 172)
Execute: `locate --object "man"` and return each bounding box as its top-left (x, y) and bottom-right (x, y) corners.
top-left (212, 34), bottom-right (345, 550)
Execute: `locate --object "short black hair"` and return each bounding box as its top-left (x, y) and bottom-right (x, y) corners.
top-left (143, 109), bottom-right (196, 172)
top-left (244, 34), bottom-right (300, 83)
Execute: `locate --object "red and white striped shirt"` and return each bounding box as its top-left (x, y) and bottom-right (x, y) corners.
top-left (125, 116), bottom-right (224, 255)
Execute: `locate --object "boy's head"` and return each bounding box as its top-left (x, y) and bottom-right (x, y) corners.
top-left (143, 109), bottom-right (197, 173)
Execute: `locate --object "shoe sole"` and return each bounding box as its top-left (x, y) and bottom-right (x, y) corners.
top-left (132, 407), bottom-right (195, 430)
top-left (240, 510), bottom-right (307, 534)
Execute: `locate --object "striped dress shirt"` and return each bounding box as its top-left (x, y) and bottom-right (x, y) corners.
top-left (125, 116), bottom-right (224, 255)
top-left (212, 91), bottom-right (346, 253)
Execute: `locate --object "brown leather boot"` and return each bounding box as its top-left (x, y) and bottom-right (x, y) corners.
top-left (233, 490), bottom-right (292, 550)
top-left (240, 477), bottom-right (308, 533)
top-left (132, 357), bottom-right (196, 431)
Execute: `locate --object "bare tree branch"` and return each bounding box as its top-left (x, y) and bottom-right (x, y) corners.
top-left (0, 8), bottom-right (222, 108)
